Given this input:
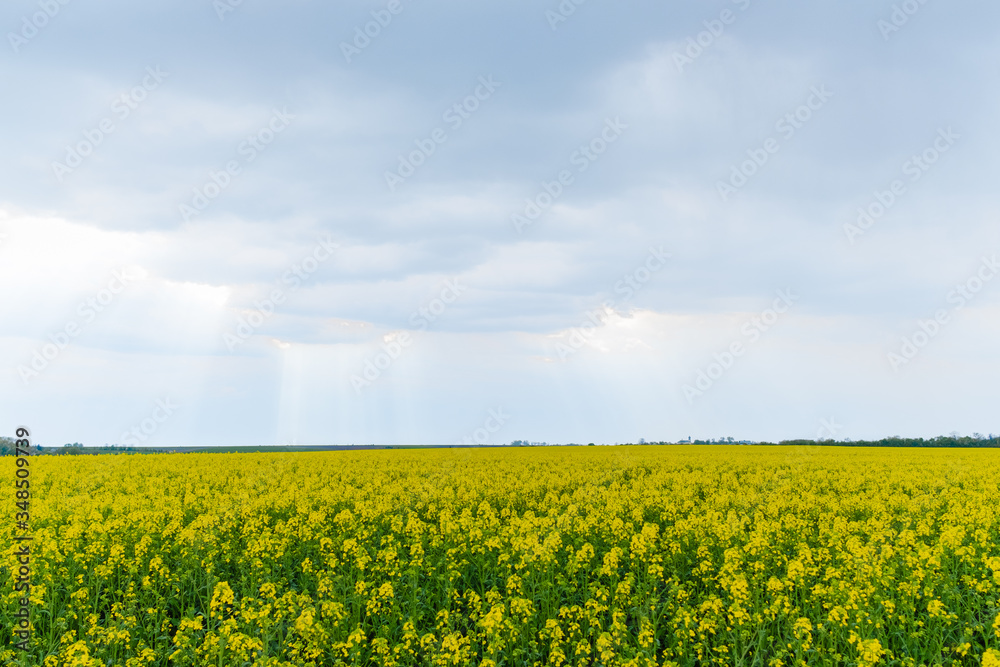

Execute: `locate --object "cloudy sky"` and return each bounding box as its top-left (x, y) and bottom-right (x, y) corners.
top-left (2, 0), bottom-right (998, 447)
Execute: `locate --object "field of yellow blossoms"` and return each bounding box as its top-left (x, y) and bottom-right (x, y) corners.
top-left (4, 445), bottom-right (1000, 666)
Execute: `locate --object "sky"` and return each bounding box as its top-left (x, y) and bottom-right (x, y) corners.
top-left (1, 0), bottom-right (998, 447)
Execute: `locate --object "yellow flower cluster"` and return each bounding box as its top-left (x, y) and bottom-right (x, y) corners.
top-left (3, 445), bottom-right (1000, 666)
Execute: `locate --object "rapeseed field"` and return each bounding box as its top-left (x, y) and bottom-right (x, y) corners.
top-left (3, 446), bottom-right (1000, 666)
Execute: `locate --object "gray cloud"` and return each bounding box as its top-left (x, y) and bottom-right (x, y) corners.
top-left (2, 0), bottom-right (998, 445)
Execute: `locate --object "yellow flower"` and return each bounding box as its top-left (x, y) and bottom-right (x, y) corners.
top-left (857, 638), bottom-right (885, 667)
top-left (209, 581), bottom-right (235, 617)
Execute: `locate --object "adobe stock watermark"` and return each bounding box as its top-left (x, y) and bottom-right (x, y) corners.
top-left (717, 85), bottom-right (833, 202)
top-left (51, 66), bottom-right (168, 183)
top-left (384, 75), bottom-right (501, 192)
top-left (179, 107), bottom-right (294, 221)
top-left (682, 289), bottom-right (798, 403)
top-left (888, 253), bottom-right (997, 371)
top-left (545, 0), bottom-right (590, 31)
top-left (351, 279), bottom-right (466, 393)
top-left (843, 127), bottom-right (959, 244)
top-left (816, 416), bottom-right (843, 440)
top-left (554, 246), bottom-right (671, 360)
top-left (8, 0), bottom-right (72, 54)
top-left (340, 0), bottom-right (411, 64)
top-left (17, 269), bottom-right (140, 385)
top-left (511, 117), bottom-right (627, 233)
top-left (460, 407), bottom-right (511, 445)
top-left (213, 0), bottom-right (245, 21)
top-left (878, 0), bottom-right (932, 41)
top-left (120, 398), bottom-right (180, 446)
top-left (673, 0), bottom-right (752, 72)
top-left (223, 236), bottom-right (339, 351)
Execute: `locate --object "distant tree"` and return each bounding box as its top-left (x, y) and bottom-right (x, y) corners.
top-left (1, 436), bottom-right (45, 456)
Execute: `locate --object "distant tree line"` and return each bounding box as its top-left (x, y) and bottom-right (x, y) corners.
top-left (631, 434), bottom-right (1000, 448)
top-left (513, 435), bottom-right (1000, 448)
top-left (768, 434), bottom-right (999, 448)
top-left (0, 437), bottom-right (47, 456)
top-left (0, 439), bottom-right (164, 456)
top-left (0, 437), bottom-right (42, 456)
